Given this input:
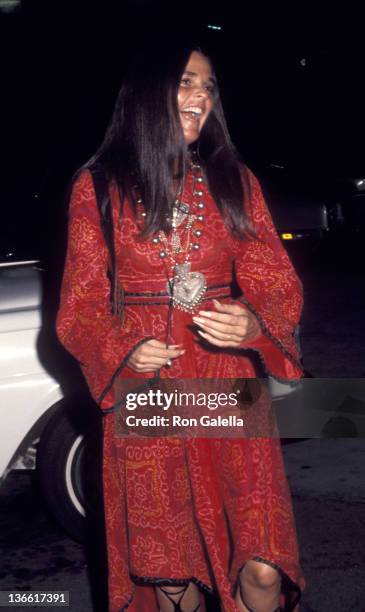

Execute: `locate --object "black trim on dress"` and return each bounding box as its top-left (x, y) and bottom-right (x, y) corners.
top-left (237, 296), bottom-right (302, 372)
top-left (98, 336), bottom-right (155, 411)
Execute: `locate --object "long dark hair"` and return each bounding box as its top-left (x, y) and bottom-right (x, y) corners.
top-left (85, 40), bottom-right (251, 238)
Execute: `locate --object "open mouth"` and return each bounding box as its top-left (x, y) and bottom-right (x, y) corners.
top-left (180, 106), bottom-right (203, 123)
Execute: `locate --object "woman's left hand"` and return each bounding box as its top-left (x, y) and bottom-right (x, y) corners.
top-left (192, 299), bottom-right (261, 348)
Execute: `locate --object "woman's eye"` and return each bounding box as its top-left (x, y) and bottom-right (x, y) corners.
top-left (205, 84), bottom-right (215, 94)
top-left (179, 77), bottom-right (215, 95)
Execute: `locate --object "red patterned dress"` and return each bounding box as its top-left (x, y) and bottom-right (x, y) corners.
top-left (57, 167), bottom-right (305, 611)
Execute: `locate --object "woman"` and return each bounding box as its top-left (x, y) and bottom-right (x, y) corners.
top-left (57, 42), bottom-right (305, 612)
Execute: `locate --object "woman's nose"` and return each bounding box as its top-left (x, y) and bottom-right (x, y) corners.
top-left (193, 86), bottom-right (209, 98)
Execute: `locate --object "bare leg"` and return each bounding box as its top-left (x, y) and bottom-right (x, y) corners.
top-left (235, 560), bottom-right (281, 612)
top-left (156, 582), bottom-right (203, 612)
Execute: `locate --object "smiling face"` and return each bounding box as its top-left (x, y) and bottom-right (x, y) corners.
top-left (177, 51), bottom-right (216, 145)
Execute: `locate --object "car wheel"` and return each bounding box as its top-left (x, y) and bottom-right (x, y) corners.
top-left (36, 395), bottom-right (104, 542)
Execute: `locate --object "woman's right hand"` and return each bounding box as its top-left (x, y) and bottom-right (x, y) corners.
top-left (127, 339), bottom-right (185, 373)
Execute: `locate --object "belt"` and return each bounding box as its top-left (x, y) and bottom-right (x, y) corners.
top-left (123, 283), bottom-right (231, 305)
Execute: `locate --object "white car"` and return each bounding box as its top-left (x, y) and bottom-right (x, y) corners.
top-left (0, 259), bottom-right (102, 541)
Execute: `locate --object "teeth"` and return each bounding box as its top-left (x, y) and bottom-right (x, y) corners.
top-left (182, 107), bottom-right (203, 115)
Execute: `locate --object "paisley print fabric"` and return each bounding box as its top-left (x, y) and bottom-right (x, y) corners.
top-left (57, 168), bottom-right (305, 611)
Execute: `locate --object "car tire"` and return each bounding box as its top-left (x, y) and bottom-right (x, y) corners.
top-left (36, 394), bottom-right (104, 542)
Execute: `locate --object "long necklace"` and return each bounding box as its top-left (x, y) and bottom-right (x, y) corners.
top-left (142, 162), bottom-right (207, 312)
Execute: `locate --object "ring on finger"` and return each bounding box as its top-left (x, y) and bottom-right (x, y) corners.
top-left (166, 359), bottom-right (172, 368)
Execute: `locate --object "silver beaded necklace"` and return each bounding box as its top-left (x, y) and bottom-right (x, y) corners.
top-left (140, 162), bottom-right (207, 313)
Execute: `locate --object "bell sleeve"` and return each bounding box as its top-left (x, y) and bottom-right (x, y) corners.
top-left (233, 169), bottom-right (304, 381)
top-left (56, 170), bottom-right (153, 410)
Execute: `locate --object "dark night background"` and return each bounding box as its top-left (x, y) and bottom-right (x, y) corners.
top-left (1, 3), bottom-right (365, 612)
top-left (2, 1), bottom-right (365, 263)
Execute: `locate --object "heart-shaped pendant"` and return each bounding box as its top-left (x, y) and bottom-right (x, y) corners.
top-left (168, 263), bottom-right (207, 312)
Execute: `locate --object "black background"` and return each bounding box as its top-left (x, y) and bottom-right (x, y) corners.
top-left (1, 1), bottom-right (364, 258)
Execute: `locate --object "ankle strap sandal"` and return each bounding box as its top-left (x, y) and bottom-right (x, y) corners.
top-left (158, 584), bottom-right (200, 612)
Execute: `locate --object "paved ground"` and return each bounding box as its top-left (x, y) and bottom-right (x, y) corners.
top-left (283, 439), bottom-right (365, 612)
